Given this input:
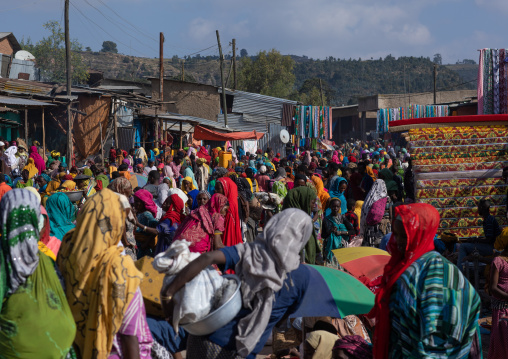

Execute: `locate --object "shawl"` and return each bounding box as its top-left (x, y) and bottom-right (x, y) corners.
top-left (197, 146), bottom-right (211, 163)
top-left (282, 186), bottom-right (318, 264)
top-left (57, 189), bottom-right (142, 359)
top-left (2, 146), bottom-right (18, 167)
top-left (134, 189), bottom-right (158, 217)
top-left (160, 194), bottom-right (185, 224)
top-left (29, 146), bottom-right (46, 173)
top-left (328, 176), bottom-right (348, 214)
top-left (96, 174), bottom-right (110, 189)
top-left (333, 335), bottom-right (372, 359)
top-left (170, 162), bottom-right (181, 178)
top-left (25, 186), bottom-right (41, 203)
top-left (163, 165), bottom-right (177, 188)
top-left (195, 164), bottom-right (209, 191)
top-left (46, 192), bottom-right (76, 240)
top-left (62, 180), bottom-right (76, 190)
top-left (167, 188), bottom-right (189, 206)
top-left (379, 168), bottom-right (398, 192)
top-left (217, 177), bottom-right (242, 247)
top-left (135, 147), bottom-right (148, 163)
top-left (360, 179), bottom-right (387, 237)
top-left (107, 177), bottom-right (132, 196)
top-left (233, 208), bottom-right (313, 356)
top-left (23, 158), bottom-right (39, 179)
top-left (370, 203), bottom-right (439, 359)
top-left (0, 189), bottom-right (41, 310)
top-left (365, 166), bottom-right (377, 181)
top-left (183, 175), bottom-right (197, 192)
top-left (187, 189), bottom-right (200, 210)
top-left (354, 200), bottom-right (363, 220)
top-left (312, 175), bottom-right (330, 208)
top-left (182, 166), bottom-right (198, 189)
top-left (255, 174), bottom-right (270, 192)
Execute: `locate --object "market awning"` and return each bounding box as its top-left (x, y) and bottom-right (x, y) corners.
top-left (0, 95), bottom-right (55, 107)
top-left (389, 114), bottom-right (508, 132)
top-left (193, 125), bottom-right (264, 141)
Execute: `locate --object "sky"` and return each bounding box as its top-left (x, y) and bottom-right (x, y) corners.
top-left (3, 0), bottom-right (508, 64)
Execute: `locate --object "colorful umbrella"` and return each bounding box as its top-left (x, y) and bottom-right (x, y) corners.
top-left (290, 264), bottom-right (375, 319)
top-left (332, 247), bottom-right (390, 281)
top-left (134, 173), bottom-right (148, 187)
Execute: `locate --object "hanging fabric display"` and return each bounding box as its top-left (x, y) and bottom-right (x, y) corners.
top-left (478, 48), bottom-right (508, 115)
top-left (293, 105), bottom-right (333, 141)
top-left (376, 104), bottom-right (450, 134)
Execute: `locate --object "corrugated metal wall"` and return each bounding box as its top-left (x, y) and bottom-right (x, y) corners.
top-left (118, 127), bottom-right (135, 151)
top-left (0, 54), bottom-right (10, 78)
top-left (230, 123), bottom-right (288, 158)
top-left (9, 59), bottom-right (35, 80)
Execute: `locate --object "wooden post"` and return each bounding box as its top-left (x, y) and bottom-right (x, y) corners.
top-left (99, 120), bottom-right (104, 166)
top-left (24, 107), bottom-right (28, 144)
top-left (113, 98), bottom-right (118, 149)
top-left (216, 30), bottom-right (228, 127)
top-left (41, 106), bottom-right (45, 159)
top-left (433, 64), bottom-right (437, 105)
top-left (158, 32), bottom-right (164, 149)
top-left (181, 60), bottom-right (185, 82)
top-left (179, 121), bottom-right (183, 149)
top-left (65, 0), bottom-right (73, 165)
top-left (143, 119), bottom-right (146, 149)
top-left (232, 38), bottom-right (237, 90)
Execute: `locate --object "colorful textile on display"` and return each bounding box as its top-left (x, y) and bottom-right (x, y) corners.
top-left (294, 105), bottom-right (332, 140)
top-left (478, 48), bottom-right (508, 115)
top-left (410, 125), bottom-right (508, 239)
top-left (377, 105), bottom-right (449, 133)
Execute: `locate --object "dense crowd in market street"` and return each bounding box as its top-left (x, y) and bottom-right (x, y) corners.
top-left (0, 136), bottom-right (506, 359)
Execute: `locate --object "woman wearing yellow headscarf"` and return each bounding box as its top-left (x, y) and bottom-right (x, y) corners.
top-left (312, 175), bottom-right (330, 209)
top-left (181, 175), bottom-right (197, 194)
top-left (57, 189), bottom-right (152, 358)
top-left (23, 158), bottom-right (38, 179)
top-left (354, 200), bottom-right (363, 220)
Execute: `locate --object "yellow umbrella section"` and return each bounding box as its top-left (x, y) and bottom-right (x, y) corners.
top-left (332, 247), bottom-right (390, 264)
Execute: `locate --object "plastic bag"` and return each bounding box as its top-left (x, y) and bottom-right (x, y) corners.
top-left (153, 240), bottom-right (224, 332)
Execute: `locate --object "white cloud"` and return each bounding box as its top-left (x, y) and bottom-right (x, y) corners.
top-left (475, 0), bottom-right (508, 13)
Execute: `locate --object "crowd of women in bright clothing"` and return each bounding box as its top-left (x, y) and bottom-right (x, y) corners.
top-left (0, 136), bottom-right (506, 359)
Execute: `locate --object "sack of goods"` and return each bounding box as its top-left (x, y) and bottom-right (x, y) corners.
top-left (153, 240), bottom-right (237, 331)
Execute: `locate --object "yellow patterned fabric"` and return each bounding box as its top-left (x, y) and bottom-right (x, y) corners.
top-left (23, 158), bottom-right (38, 179)
top-left (57, 189), bottom-right (142, 359)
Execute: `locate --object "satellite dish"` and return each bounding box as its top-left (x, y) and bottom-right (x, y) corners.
top-left (280, 129), bottom-right (290, 144)
top-left (14, 50), bottom-right (35, 61)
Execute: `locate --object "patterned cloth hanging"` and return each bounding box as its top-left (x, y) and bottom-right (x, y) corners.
top-left (478, 48), bottom-right (508, 115)
top-left (376, 105), bottom-right (450, 133)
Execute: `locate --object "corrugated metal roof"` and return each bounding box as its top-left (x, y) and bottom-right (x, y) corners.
top-left (219, 88), bottom-right (297, 119)
top-left (141, 110), bottom-right (236, 133)
top-left (0, 96), bottom-right (54, 106)
top-left (0, 78), bottom-right (52, 96)
top-left (216, 113), bottom-right (267, 133)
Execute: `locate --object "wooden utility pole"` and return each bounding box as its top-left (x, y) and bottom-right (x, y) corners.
top-left (113, 99), bottom-right (118, 148)
top-left (433, 64), bottom-right (437, 104)
top-left (179, 121), bottom-right (183, 149)
top-left (319, 79), bottom-right (325, 106)
top-left (157, 32), bottom-right (164, 149)
top-left (24, 107), bottom-right (28, 145)
top-left (65, 0), bottom-right (73, 166)
top-left (216, 30), bottom-right (228, 127)
top-left (181, 60), bottom-right (185, 82)
top-left (232, 38), bottom-right (237, 90)
top-left (41, 107), bottom-right (45, 159)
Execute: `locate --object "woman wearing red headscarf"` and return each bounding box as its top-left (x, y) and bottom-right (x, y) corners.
top-left (29, 145), bottom-right (46, 173)
top-left (153, 193), bottom-right (185, 255)
top-left (215, 177), bottom-right (242, 246)
top-left (369, 203), bottom-right (480, 358)
top-left (174, 193), bottom-right (229, 253)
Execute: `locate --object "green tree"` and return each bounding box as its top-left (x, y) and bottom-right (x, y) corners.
top-left (240, 48), bottom-right (248, 57)
top-left (296, 78), bottom-right (334, 105)
top-left (101, 41), bottom-right (118, 53)
top-left (21, 21), bottom-right (89, 83)
top-left (238, 49), bottom-right (295, 98)
top-left (85, 46), bottom-right (92, 52)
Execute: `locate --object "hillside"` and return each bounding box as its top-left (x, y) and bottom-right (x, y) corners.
top-left (80, 51), bottom-right (476, 106)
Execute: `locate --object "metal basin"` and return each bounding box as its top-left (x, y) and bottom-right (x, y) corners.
top-left (181, 274), bottom-right (242, 336)
top-left (61, 190), bottom-right (84, 203)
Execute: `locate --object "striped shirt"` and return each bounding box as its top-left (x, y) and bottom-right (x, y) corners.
top-left (389, 251), bottom-right (480, 358)
top-left (483, 215), bottom-right (502, 244)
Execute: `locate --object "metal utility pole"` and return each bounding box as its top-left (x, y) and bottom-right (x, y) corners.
top-left (65, 0), bottom-right (73, 165)
top-left (157, 32), bottom-right (164, 149)
top-left (216, 30), bottom-right (228, 127)
top-left (433, 64), bottom-right (437, 104)
top-left (232, 38), bottom-right (237, 90)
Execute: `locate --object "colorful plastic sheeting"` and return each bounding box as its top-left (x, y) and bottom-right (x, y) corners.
top-left (416, 178), bottom-right (506, 189)
top-left (410, 137), bottom-right (508, 147)
top-left (411, 143), bottom-right (508, 154)
top-left (437, 206), bottom-right (505, 219)
top-left (418, 195), bottom-right (506, 208)
top-left (414, 156), bottom-right (508, 165)
top-left (413, 151), bottom-right (508, 160)
top-left (416, 185), bottom-right (508, 199)
top-left (414, 162), bottom-right (507, 173)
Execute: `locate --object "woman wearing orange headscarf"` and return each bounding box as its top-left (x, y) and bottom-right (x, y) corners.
top-left (369, 203), bottom-right (480, 358)
top-left (311, 175), bottom-right (330, 209)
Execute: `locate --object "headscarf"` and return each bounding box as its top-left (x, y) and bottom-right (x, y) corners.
top-left (160, 193), bottom-right (185, 224)
top-left (306, 330), bottom-right (339, 359)
top-left (328, 176), bottom-right (348, 214)
top-left (62, 180), bottom-right (76, 190)
top-left (282, 186), bottom-right (318, 264)
top-left (233, 208), bottom-right (313, 356)
top-left (182, 176), bottom-right (197, 193)
top-left (2, 146), bottom-right (18, 167)
top-left (370, 203), bottom-right (439, 359)
top-left (217, 177), bottom-right (242, 247)
top-left (187, 189), bottom-right (200, 210)
top-left (46, 192), bottom-right (76, 240)
top-left (29, 145), bottom-right (46, 173)
top-left (0, 189), bottom-right (41, 310)
top-left (365, 166), bottom-right (377, 181)
top-left (273, 167), bottom-right (287, 181)
top-left (108, 177), bottom-right (132, 196)
top-left (23, 158), bottom-right (39, 179)
top-left (379, 168), bottom-right (398, 192)
top-left (333, 335), bottom-right (372, 359)
top-left (163, 165), bottom-right (177, 188)
top-left (197, 146), bottom-right (211, 163)
top-left (25, 186), bottom-right (41, 203)
top-left (96, 174), bottom-right (110, 189)
top-left (182, 164), bottom-right (198, 189)
top-left (360, 179), bottom-right (387, 237)
top-left (133, 189), bottom-right (158, 217)
top-left (167, 188), bottom-right (189, 206)
top-left (57, 189), bottom-right (142, 358)
top-left (354, 200), bottom-right (363, 220)
top-left (312, 175), bottom-right (330, 209)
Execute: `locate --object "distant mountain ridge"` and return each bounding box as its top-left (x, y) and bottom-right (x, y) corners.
top-left (80, 51), bottom-right (476, 106)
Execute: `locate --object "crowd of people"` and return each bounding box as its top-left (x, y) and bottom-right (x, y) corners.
top-left (0, 136), bottom-right (506, 359)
